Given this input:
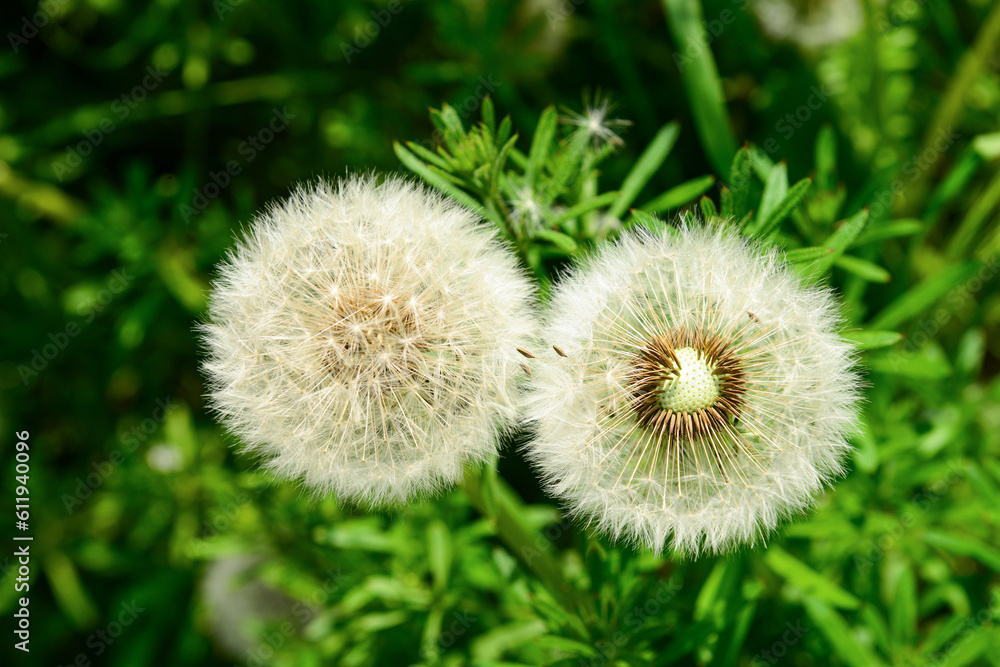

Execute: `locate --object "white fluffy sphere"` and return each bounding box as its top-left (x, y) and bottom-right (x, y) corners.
top-left (523, 224), bottom-right (861, 556)
top-left (201, 176), bottom-right (536, 506)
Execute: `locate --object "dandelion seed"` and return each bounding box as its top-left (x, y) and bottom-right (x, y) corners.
top-left (508, 182), bottom-right (550, 233)
top-left (200, 176), bottom-right (536, 506)
top-left (523, 223), bottom-right (861, 556)
top-left (560, 95), bottom-right (632, 150)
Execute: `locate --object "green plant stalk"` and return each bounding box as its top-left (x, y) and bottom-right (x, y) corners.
top-left (897, 0), bottom-right (1000, 216)
top-left (461, 466), bottom-right (585, 615)
top-left (661, 0), bottom-right (738, 177)
top-left (946, 166), bottom-right (1000, 261)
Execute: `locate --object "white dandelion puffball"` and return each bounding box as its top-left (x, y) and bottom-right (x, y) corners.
top-left (523, 224), bottom-right (860, 556)
top-left (201, 176), bottom-right (536, 506)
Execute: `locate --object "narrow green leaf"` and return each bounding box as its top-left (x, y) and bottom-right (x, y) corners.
top-left (853, 219), bottom-right (924, 246)
top-left (947, 167), bottom-right (1000, 259)
top-left (755, 178), bottom-right (813, 238)
top-left (803, 598), bottom-right (888, 667)
top-left (609, 121), bottom-right (681, 219)
top-left (471, 620), bottom-right (548, 661)
top-left (403, 140), bottom-right (456, 172)
top-left (866, 348), bottom-right (953, 379)
top-left (437, 103), bottom-right (465, 136)
top-left (925, 147), bottom-right (981, 224)
top-left (508, 145), bottom-right (528, 170)
top-left (920, 614), bottom-right (974, 659)
top-left (889, 566), bottom-right (917, 650)
top-left (491, 134), bottom-right (519, 191)
top-left (843, 330), bottom-right (903, 350)
top-left (869, 260), bottom-right (981, 330)
top-left (533, 229), bottom-right (578, 252)
top-left (430, 104), bottom-right (466, 152)
top-left (693, 557), bottom-right (744, 623)
top-left (803, 208), bottom-right (869, 280)
top-left (763, 547), bottom-right (860, 610)
top-left (924, 531), bottom-right (1000, 571)
top-left (661, 0), bottom-right (738, 175)
top-left (700, 195), bottom-right (718, 220)
top-left (963, 463), bottom-right (1000, 507)
top-left (496, 115), bottom-right (513, 151)
top-left (542, 131), bottom-right (590, 204)
top-left (654, 620), bottom-right (717, 666)
top-left (623, 209), bottom-right (670, 234)
top-left (835, 255), bottom-right (891, 283)
top-left (550, 191), bottom-right (620, 225)
top-left (44, 552), bottom-right (99, 629)
top-left (719, 186), bottom-right (734, 219)
top-left (481, 96), bottom-right (496, 136)
top-left (930, 629), bottom-right (994, 667)
top-left (641, 174), bottom-right (716, 213)
top-left (709, 599), bottom-right (757, 667)
top-left (756, 161), bottom-right (789, 226)
top-left (394, 142), bottom-right (490, 220)
top-left (526, 106), bottom-right (559, 187)
top-left (427, 520), bottom-right (451, 592)
top-left (785, 246), bottom-right (832, 264)
top-left (729, 146), bottom-right (753, 221)
top-left (853, 417), bottom-right (879, 473)
top-left (749, 144), bottom-right (776, 181)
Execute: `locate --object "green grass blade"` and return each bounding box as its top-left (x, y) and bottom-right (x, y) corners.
top-left (640, 175), bottom-right (716, 213)
top-left (756, 161), bottom-right (788, 226)
top-left (869, 260), bottom-right (981, 330)
top-left (853, 219), bottom-right (924, 246)
top-left (803, 598), bottom-right (888, 667)
top-left (729, 146), bottom-right (753, 221)
top-left (754, 177), bottom-right (813, 238)
top-left (889, 566), bottom-right (917, 651)
top-left (700, 194), bottom-right (718, 219)
top-left (924, 530), bottom-right (1000, 571)
top-left (394, 141), bottom-right (491, 220)
top-left (843, 330), bottom-right (903, 350)
top-left (803, 208), bottom-right (869, 281)
top-left (661, 0), bottom-right (738, 176)
top-left (835, 255), bottom-right (891, 283)
top-left (946, 167), bottom-right (1000, 259)
top-left (763, 547), bottom-right (861, 610)
top-left (608, 121), bottom-right (680, 219)
top-left (533, 228), bottom-right (578, 253)
top-left (785, 246), bottom-right (832, 264)
top-left (550, 190), bottom-right (620, 225)
top-left (526, 106), bottom-right (558, 187)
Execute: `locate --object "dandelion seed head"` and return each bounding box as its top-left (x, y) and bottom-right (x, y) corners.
top-left (200, 176), bottom-right (536, 506)
top-left (522, 223), bottom-right (861, 556)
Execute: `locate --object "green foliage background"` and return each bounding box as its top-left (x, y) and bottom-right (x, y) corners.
top-left (2, 0), bottom-right (1000, 665)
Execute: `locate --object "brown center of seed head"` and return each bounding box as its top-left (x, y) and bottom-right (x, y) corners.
top-left (317, 288), bottom-right (425, 386)
top-left (626, 328), bottom-right (748, 440)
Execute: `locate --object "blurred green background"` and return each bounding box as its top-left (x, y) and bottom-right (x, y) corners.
top-left (3, 0), bottom-right (1000, 665)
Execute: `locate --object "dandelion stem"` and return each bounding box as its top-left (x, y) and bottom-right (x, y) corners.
top-left (460, 466), bottom-right (586, 615)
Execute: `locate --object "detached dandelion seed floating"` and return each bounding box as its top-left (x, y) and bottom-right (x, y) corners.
top-left (560, 95), bottom-right (632, 150)
top-left (201, 176), bottom-right (536, 506)
top-left (523, 223), bottom-right (861, 556)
